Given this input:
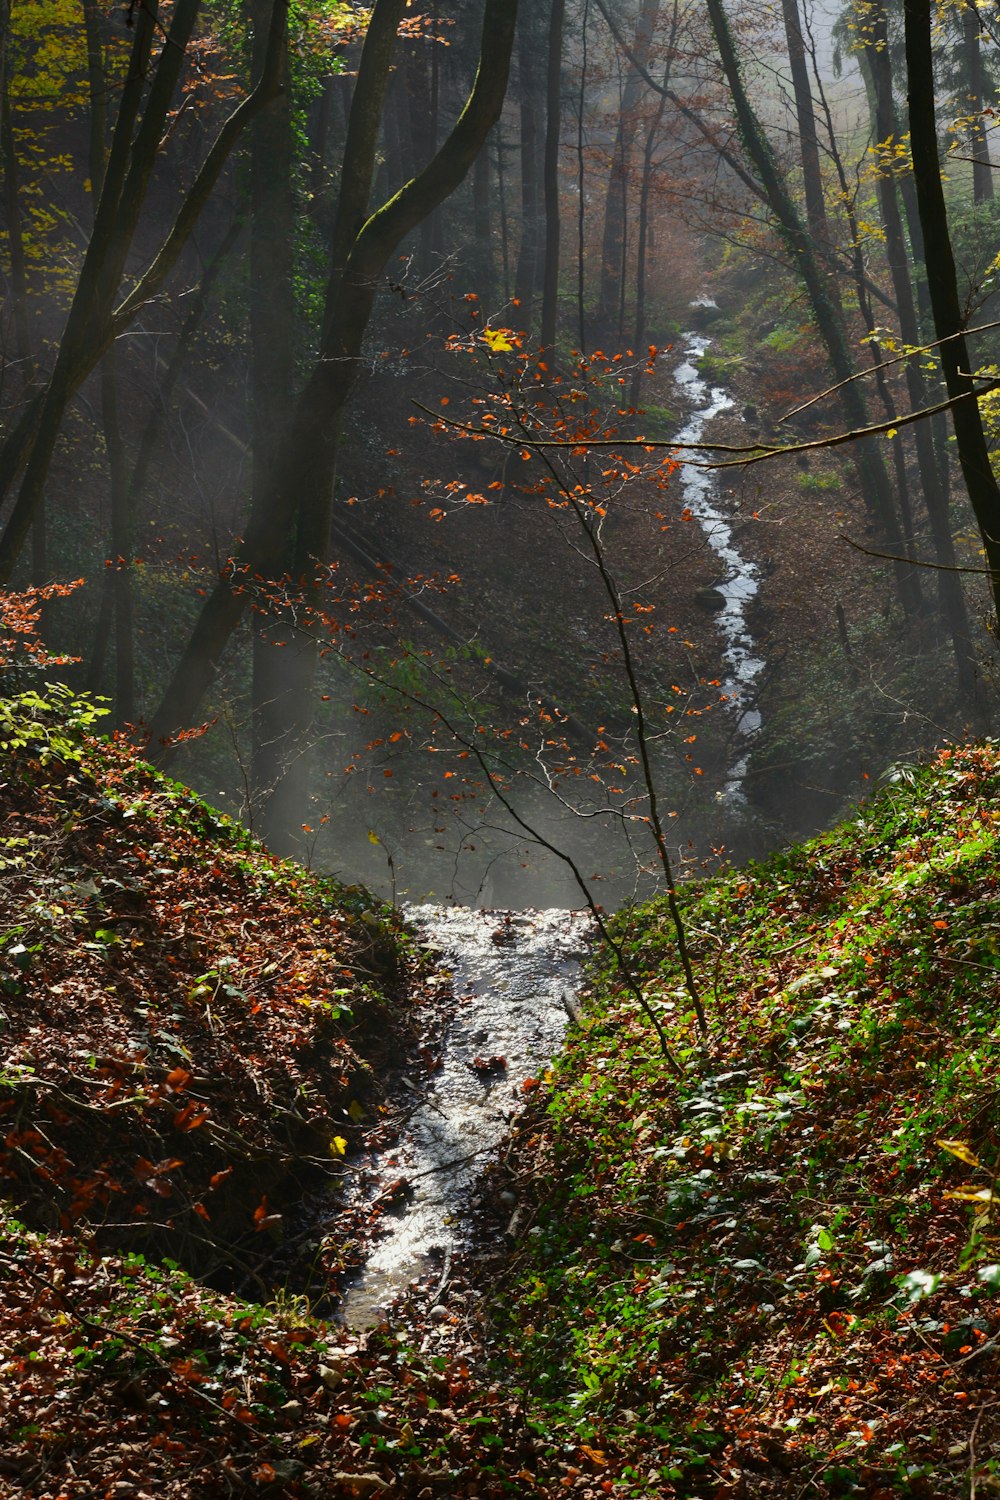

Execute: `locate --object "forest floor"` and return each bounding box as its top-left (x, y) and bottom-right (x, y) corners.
top-left (2, 683), bottom-right (999, 1497)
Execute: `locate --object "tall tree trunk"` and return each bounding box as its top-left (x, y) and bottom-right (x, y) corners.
top-left (2, 0), bottom-right (40, 583)
top-left (473, 126), bottom-right (495, 305)
top-left (598, 0), bottom-right (659, 331)
top-left (495, 121), bottom-right (511, 301)
top-left (860, 1), bottom-right (977, 697)
top-left (905, 0), bottom-right (1000, 622)
top-left (514, 7), bottom-right (541, 327)
top-left (540, 0), bottom-right (565, 352)
top-left (630, 0), bottom-right (679, 409)
top-left (149, 0), bottom-right (519, 840)
top-left (705, 0), bottom-right (919, 616)
top-left (780, 0), bottom-right (828, 242)
top-left (576, 0), bottom-right (590, 353)
top-left (857, 6), bottom-right (947, 487)
top-left (0, 0), bottom-right (32, 384)
top-left (247, 0), bottom-right (298, 845)
top-left (83, 0), bottom-right (135, 722)
top-left (963, 1), bottom-right (993, 203)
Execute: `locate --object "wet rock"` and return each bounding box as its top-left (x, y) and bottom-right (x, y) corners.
top-left (695, 586), bottom-right (727, 612)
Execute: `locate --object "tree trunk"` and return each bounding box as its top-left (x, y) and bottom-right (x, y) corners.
top-left (705, 0), bottom-right (918, 616)
top-left (860, 1), bottom-right (977, 697)
top-left (905, 0), bottom-right (1000, 622)
top-left (598, 0), bottom-right (659, 331)
top-left (963, 2), bottom-right (993, 203)
top-left (540, 0), bottom-right (565, 352)
top-left (630, 0), bottom-right (679, 409)
top-left (149, 0), bottom-right (519, 829)
top-left (247, 0), bottom-right (299, 846)
top-left (514, 7), bottom-right (541, 327)
top-left (0, 0), bottom-right (33, 384)
top-left (780, 0), bottom-right (828, 241)
top-left (472, 126), bottom-right (495, 305)
top-left (575, 0), bottom-right (590, 352)
top-left (83, 0), bottom-right (134, 722)
top-left (495, 121), bottom-right (511, 302)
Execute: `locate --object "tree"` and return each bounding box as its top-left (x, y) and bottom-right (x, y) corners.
top-left (852, 0), bottom-right (976, 696)
top-left (780, 0), bottom-right (829, 246)
top-left (540, 0), bottom-right (566, 353)
top-left (597, 0), bottom-right (660, 334)
top-left (148, 0), bottom-right (519, 852)
top-left (704, 0), bottom-right (920, 617)
top-left (904, 0), bottom-right (1000, 621)
top-left (0, 0), bottom-right (286, 582)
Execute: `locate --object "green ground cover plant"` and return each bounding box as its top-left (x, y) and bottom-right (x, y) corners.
top-left (491, 744), bottom-right (1000, 1496)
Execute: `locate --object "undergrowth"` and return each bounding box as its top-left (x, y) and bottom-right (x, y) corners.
top-left (3, 686), bottom-right (1000, 1497)
top-left (491, 743), bottom-right (1000, 1497)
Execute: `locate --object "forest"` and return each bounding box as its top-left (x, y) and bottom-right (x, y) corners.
top-left (2, 0), bottom-right (1000, 1494)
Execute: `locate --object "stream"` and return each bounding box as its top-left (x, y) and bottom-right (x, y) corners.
top-left (339, 905), bottom-right (591, 1327)
top-left (331, 331), bottom-right (766, 1327)
top-left (673, 323), bottom-right (766, 802)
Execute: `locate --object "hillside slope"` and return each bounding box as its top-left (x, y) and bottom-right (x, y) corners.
top-left (1, 691), bottom-right (999, 1497)
top-left (489, 743), bottom-right (1000, 1496)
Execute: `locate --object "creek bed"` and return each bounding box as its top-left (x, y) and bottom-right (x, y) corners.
top-left (673, 326), bottom-right (766, 801)
top-left (338, 905), bottom-right (591, 1328)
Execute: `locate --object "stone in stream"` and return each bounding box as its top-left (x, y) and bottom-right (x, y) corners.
top-left (695, 585), bottom-right (727, 612)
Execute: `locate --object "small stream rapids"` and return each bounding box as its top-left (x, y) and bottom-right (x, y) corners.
top-left (339, 905), bottom-right (591, 1327)
top-left (674, 321), bottom-right (765, 801)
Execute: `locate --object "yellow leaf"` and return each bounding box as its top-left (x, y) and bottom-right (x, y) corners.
top-left (579, 1444), bottom-right (608, 1466)
top-left (330, 1136), bottom-right (348, 1157)
top-left (367, 829), bottom-right (381, 845)
top-left (348, 1099), bottom-right (366, 1122)
top-left (936, 1139), bottom-right (981, 1168)
top-left (944, 1186), bottom-right (993, 1203)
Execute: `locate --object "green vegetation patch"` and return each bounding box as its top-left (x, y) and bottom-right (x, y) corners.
top-left (491, 744), bottom-right (1000, 1496)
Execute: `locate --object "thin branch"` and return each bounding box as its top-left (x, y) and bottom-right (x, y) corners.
top-left (840, 533), bottom-right (1000, 577)
top-left (780, 315), bottom-right (1000, 423)
top-left (413, 380), bottom-right (1000, 469)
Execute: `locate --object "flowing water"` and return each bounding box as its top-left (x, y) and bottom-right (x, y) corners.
top-left (673, 325), bottom-right (766, 802)
top-left (327, 328), bottom-right (769, 1324)
top-left (339, 904), bottom-right (591, 1327)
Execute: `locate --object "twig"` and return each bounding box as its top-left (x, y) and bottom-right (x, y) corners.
top-left (412, 380), bottom-right (1000, 470)
top-left (840, 533), bottom-right (1000, 578)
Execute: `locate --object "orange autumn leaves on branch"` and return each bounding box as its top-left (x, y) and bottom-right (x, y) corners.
top-left (0, 580), bottom-right (84, 668)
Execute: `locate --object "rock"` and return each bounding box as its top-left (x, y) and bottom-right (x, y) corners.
top-left (429, 1303), bottom-right (451, 1321)
top-left (695, 586), bottom-right (727, 612)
